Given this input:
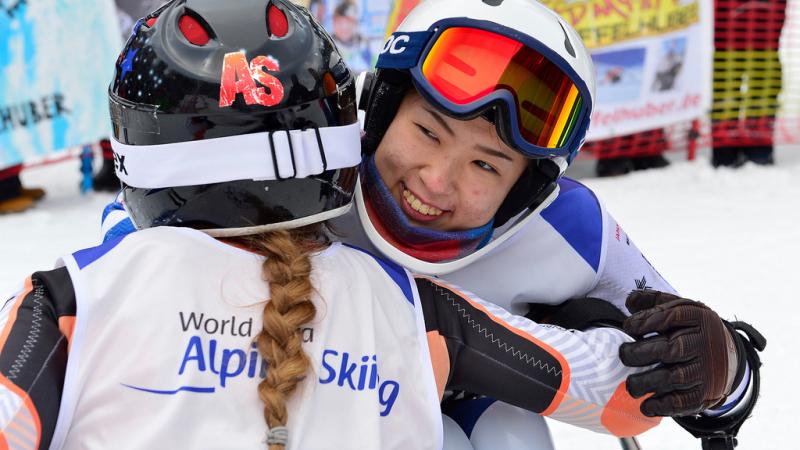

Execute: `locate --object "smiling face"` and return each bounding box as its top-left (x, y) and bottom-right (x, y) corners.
top-left (374, 90), bottom-right (528, 231)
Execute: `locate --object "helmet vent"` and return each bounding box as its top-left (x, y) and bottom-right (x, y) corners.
top-left (267, 4), bottom-right (288, 38)
top-left (558, 21), bottom-right (576, 58)
top-left (179, 13), bottom-right (211, 46)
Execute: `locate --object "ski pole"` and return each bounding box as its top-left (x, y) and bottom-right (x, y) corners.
top-left (620, 437), bottom-right (642, 450)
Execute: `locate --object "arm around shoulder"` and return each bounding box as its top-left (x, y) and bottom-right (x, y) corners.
top-left (0, 267), bottom-right (75, 449)
top-left (415, 275), bottom-right (662, 437)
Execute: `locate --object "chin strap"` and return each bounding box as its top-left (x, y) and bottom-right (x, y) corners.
top-left (674, 321), bottom-right (766, 450)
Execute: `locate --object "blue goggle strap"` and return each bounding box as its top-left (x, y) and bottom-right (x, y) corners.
top-left (376, 31), bottom-right (434, 70)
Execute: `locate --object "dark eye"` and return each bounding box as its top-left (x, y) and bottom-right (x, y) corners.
top-left (268, 4), bottom-right (288, 38)
top-left (179, 14), bottom-right (210, 46)
top-left (474, 160), bottom-right (497, 174)
top-left (415, 124), bottom-right (439, 143)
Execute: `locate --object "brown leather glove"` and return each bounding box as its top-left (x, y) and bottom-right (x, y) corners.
top-left (619, 290), bottom-right (740, 417)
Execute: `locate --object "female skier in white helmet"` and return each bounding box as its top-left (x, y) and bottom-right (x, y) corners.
top-left (347, 1), bottom-right (765, 448)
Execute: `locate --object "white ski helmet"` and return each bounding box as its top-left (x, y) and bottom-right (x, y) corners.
top-left (356, 0), bottom-right (596, 274)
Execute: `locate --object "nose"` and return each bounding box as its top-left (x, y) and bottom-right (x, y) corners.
top-left (418, 153), bottom-right (457, 198)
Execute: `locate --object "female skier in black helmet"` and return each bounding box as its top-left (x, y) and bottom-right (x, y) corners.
top-left (0, 1), bottom-right (679, 448)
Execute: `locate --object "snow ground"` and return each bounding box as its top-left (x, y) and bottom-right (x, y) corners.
top-left (1, 147), bottom-right (798, 450)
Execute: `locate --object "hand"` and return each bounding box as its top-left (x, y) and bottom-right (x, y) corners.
top-left (619, 290), bottom-right (739, 417)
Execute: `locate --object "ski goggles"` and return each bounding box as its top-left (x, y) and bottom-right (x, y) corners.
top-left (377, 19), bottom-right (592, 160)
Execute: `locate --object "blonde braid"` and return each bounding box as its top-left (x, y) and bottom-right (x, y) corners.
top-left (245, 227), bottom-right (325, 450)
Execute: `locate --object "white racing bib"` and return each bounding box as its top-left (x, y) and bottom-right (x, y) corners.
top-left (51, 227), bottom-right (442, 450)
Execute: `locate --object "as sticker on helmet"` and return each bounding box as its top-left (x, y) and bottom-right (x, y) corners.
top-left (219, 51), bottom-right (285, 108)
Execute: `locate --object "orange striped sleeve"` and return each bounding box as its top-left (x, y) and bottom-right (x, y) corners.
top-left (601, 382), bottom-right (661, 437)
top-left (415, 275), bottom-right (661, 437)
top-left (0, 374), bottom-right (42, 450)
top-left (424, 277), bottom-right (571, 415)
top-left (0, 269), bottom-right (75, 448)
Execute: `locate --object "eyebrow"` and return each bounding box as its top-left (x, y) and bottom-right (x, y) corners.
top-left (423, 105), bottom-right (514, 162)
top-left (422, 107), bottom-right (454, 137)
top-left (475, 144), bottom-right (514, 162)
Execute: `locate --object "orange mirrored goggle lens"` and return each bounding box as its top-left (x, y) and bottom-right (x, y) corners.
top-left (421, 27), bottom-right (584, 149)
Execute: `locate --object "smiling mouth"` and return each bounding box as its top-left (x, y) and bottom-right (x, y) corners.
top-left (402, 189), bottom-right (444, 217)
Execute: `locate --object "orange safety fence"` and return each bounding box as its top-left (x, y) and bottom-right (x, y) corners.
top-left (584, 0), bottom-right (799, 160)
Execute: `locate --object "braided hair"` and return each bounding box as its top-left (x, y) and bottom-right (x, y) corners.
top-left (239, 226), bottom-right (327, 449)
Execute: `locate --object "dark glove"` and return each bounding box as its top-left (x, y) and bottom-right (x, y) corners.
top-left (619, 290), bottom-right (741, 417)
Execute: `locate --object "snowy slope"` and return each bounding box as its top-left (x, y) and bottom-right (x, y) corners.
top-left (1, 148), bottom-right (798, 449)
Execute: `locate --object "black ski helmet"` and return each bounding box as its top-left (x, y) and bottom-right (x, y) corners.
top-left (109, 0), bottom-right (360, 235)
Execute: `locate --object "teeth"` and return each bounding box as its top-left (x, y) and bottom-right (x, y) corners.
top-left (403, 189), bottom-right (443, 216)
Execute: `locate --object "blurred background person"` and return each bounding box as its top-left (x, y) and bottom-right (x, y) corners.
top-left (91, 138), bottom-right (120, 192)
top-left (308, 0), bottom-right (327, 23)
top-left (332, 0), bottom-right (372, 73)
top-left (711, 0), bottom-right (788, 167)
top-left (0, 163), bottom-right (45, 214)
top-left (589, 129), bottom-right (671, 177)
